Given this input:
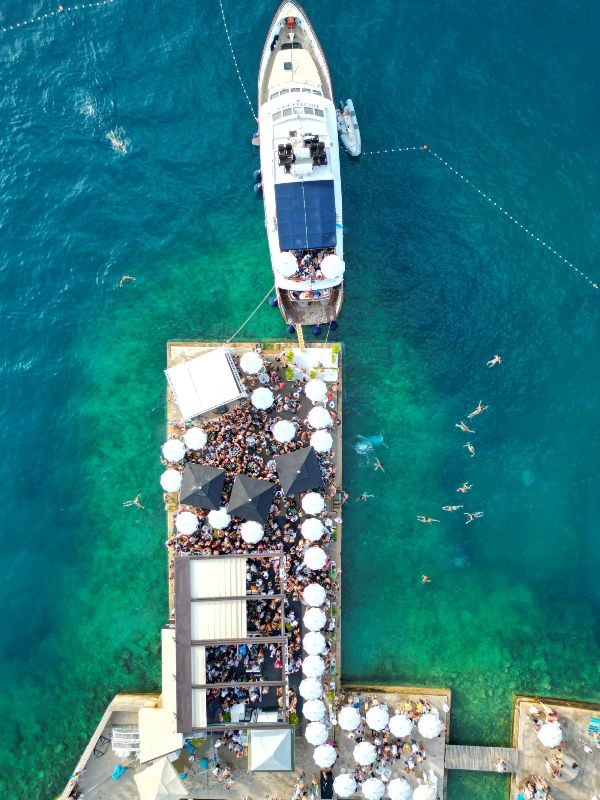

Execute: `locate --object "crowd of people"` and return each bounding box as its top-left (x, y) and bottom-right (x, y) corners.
top-left (284, 247), bottom-right (337, 283)
top-left (519, 775), bottom-right (554, 800)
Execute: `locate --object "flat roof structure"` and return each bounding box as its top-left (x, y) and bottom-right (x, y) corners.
top-left (165, 346), bottom-right (246, 420)
top-left (174, 553), bottom-right (288, 733)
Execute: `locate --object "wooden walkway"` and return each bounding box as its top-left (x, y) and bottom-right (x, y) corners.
top-left (445, 744), bottom-right (520, 773)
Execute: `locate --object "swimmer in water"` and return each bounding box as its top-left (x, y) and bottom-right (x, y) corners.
top-left (107, 130), bottom-right (127, 152)
top-left (442, 505), bottom-right (463, 512)
top-left (421, 575), bottom-right (431, 584)
top-left (457, 482), bottom-right (472, 494)
top-left (463, 442), bottom-right (476, 458)
top-left (455, 421), bottom-right (475, 433)
top-left (357, 493), bottom-right (374, 502)
top-left (486, 354), bottom-right (502, 367)
top-left (416, 516), bottom-right (439, 524)
top-left (467, 401), bottom-right (489, 419)
top-left (464, 511), bottom-right (484, 524)
top-left (123, 493), bottom-right (144, 509)
top-left (373, 458), bottom-right (385, 473)
top-left (119, 275), bottom-right (136, 287)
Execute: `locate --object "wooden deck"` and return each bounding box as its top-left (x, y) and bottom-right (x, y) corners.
top-left (445, 744), bottom-right (519, 772)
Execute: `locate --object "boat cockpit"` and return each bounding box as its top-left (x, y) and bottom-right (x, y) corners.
top-left (277, 135), bottom-right (327, 173)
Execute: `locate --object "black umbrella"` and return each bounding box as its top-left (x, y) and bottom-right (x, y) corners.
top-left (227, 474), bottom-right (276, 524)
top-left (180, 463), bottom-right (226, 511)
top-left (274, 446), bottom-right (323, 495)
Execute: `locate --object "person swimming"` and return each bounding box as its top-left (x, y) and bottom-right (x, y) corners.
top-left (373, 457), bottom-right (385, 473)
top-left (106, 129), bottom-right (127, 153)
top-left (442, 505), bottom-right (463, 512)
top-left (357, 493), bottom-right (374, 502)
top-left (457, 482), bottom-right (472, 493)
top-left (416, 516), bottom-right (439, 524)
top-left (463, 442), bottom-right (476, 458)
top-left (455, 421), bottom-right (475, 433)
top-left (486, 354), bottom-right (502, 367)
top-left (464, 511), bottom-right (484, 524)
top-left (467, 401), bottom-right (489, 419)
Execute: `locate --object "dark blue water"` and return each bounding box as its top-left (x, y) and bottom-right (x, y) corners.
top-left (1, 1), bottom-right (599, 797)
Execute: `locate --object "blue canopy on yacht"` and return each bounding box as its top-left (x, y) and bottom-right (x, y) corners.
top-left (275, 180), bottom-right (336, 250)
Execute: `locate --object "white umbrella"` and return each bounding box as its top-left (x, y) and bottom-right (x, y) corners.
top-left (275, 251), bottom-right (298, 277)
top-left (272, 419), bottom-right (296, 442)
top-left (207, 507), bottom-right (231, 528)
top-left (303, 583), bottom-right (327, 607)
top-left (307, 406), bottom-right (333, 429)
top-left (175, 511), bottom-right (198, 534)
top-left (537, 721), bottom-right (563, 748)
top-left (162, 438), bottom-right (185, 462)
top-left (314, 743), bottom-right (337, 769)
top-left (251, 387), bottom-right (274, 410)
top-left (311, 430), bottom-right (333, 453)
top-left (183, 427), bottom-right (207, 449)
top-left (160, 469), bottom-right (182, 492)
top-left (320, 253), bottom-right (345, 279)
top-left (302, 655), bottom-right (325, 678)
top-left (333, 774), bottom-right (357, 799)
top-left (387, 778), bottom-right (413, 800)
top-left (418, 713), bottom-right (442, 739)
top-left (305, 721), bottom-right (328, 746)
top-left (303, 699), bottom-right (326, 722)
top-left (338, 705), bottom-right (361, 731)
top-left (240, 351), bottom-right (263, 374)
top-left (303, 546), bottom-right (328, 571)
top-left (303, 631), bottom-right (327, 655)
top-left (362, 778), bottom-right (385, 800)
top-left (302, 492), bottom-right (326, 515)
top-left (389, 714), bottom-right (413, 738)
top-left (301, 518), bottom-right (325, 542)
top-left (305, 378), bottom-right (328, 403)
top-left (240, 520), bottom-right (264, 544)
top-left (366, 705), bottom-right (389, 731)
top-left (304, 606), bottom-right (327, 631)
top-left (353, 741), bottom-right (377, 766)
top-left (413, 786), bottom-right (435, 800)
top-left (299, 678), bottom-right (323, 701)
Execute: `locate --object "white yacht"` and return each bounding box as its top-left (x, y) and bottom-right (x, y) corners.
top-left (258, 1), bottom-right (344, 327)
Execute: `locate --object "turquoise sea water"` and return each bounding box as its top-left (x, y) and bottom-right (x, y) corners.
top-left (1, 1), bottom-right (599, 798)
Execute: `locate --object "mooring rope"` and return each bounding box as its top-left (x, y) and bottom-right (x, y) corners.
top-left (217, 0), bottom-right (258, 124)
top-left (226, 285), bottom-right (274, 343)
top-left (362, 144), bottom-right (598, 291)
top-left (1, 0), bottom-right (115, 34)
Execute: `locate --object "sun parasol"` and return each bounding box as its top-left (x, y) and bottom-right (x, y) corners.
top-left (303, 546), bottom-right (328, 571)
top-left (303, 699), bottom-right (326, 722)
top-left (302, 583), bottom-right (327, 607)
top-left (162, 438), bottom-right (185, 462)
top-left (313, 743), bottom-right (337, 769)
top-left (333, 773), bottom-right (357, 799)
top-left (240, 520), bottom-right (264, 544)
top-left (389, 714), bottom-right (413, 739)
top-left (303, 606), bottom-right (327, 631)
top-left (272, 419), bottom-right (296, 442)
top-left (320, 254), bottom-right (346, 280)
top-left (537, 721), bottom-right (563, 748)
top-left (412, 785), bottom-right (436, 800)
top-left (353, 740), bottom-right (377, 766)
top-left (240, 351), bottom-right (263, 375)
top-left (310, 430), bottom-right (333, 453)
top-left (417, 713), bottom-right (442, 739)
top-left (160, 469), bottom-right (182, 492)
top-left (301, 492), bottom-right (326, 515)
top-left (362, 778), bottom-right (385, 800)
top-left (307, 406), bottom-right (333, 429)
top-left (299, 678), bottom-right (323, 701)
top-left (183, 427), bottom-right (207, 449)
top-left (275, 251), bottom-right (298, 277)
top-left (302, 655), bottom-right (325, 678)
top-left (366, 705), bottom-right (389, 732)
top-left (207, 507), bottom-right (231, 528)
top-left (251, 387), bottom-right (274, 410)
top-left (305, 721), bottom-right (328, 746)
top-left (175, 511), bottom-right (198, 535)
top-left (303, 631), bottom-right (327, 655)
top-left (301, 517), bottom-right (325, 542)
top-left (387, 778), bottom-right (413, 800)
top-left (305, 378), bottom-right (328, 403)
top-left (337, 705), bottom-right (361, 731)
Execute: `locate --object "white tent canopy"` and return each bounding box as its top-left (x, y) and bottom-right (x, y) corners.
top-left (417, 713), bottom-right (442, 739)
top-left (301, 492), bottom-right (326, 515)
top-left (314, 743), bottom-right (337, 768)
top-left (251, 387), bottom-right (274, 410)
top-left (389, 714), bottom-right (413, 738)
top-left (311, 430), bottom-right (333, 453)
top-left (302, 655), bottom-right (325, 678)
top-left (303, 546), bottom-right (327, 571)
top-left (133, 756), bottom-right (187, 800)
top-left (303, 699), bottom-right (326, 721)
top-left (303, 606), bottom-right (327, 631)
top-left (240, 351), bottom-right (263, 375)
top-left (338, 705), bottom-right (361, 731)
top-left (362, 778), bottom-right (385, 800)
top-left (183, 427), bottom-right (207, 450)
top-left (305, 378), bottom-right (328, 403)
top-left (175, 511), bottom-right (198, 535)
top-left (248, 727), bottom-right (294, 771)
top-left (299, 677), bottom-right (323, 700)
top-left (354, 740), bottom-right (377, 765)
top-left (537, 721), bottom-right (563, 748)
top-left (307, 406), bottom-right (333, 429)
top-left (160, 469), bottom-right (182, 492)
top-left (333, 773), bottom-right (357, 798)
top-left (387, 778), bottom-right (413, 800)
top-left (162, 439), bottom-right (185, 462)
top-left (207, 507), bottom-right (231, 529)
top-left (303, 631), bottom-right (327, 655)
top-left (301, 518), bottom-right (325, 542)
top-left (302, 583), bottom-right (326, 607)
top-left (272, 420), bottom-right (296, 442)
top-left (305, 721), bottom-right (328, 746)
top-left (366, 705), bottom-right (389, 732)
top-left (166, 347), bottom-right (246, 421)
top-left (240, 520), bottom-right (264, 544)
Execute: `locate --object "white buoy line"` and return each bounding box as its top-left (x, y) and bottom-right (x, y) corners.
top-left (1, 0), bottom-right (115, 34)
